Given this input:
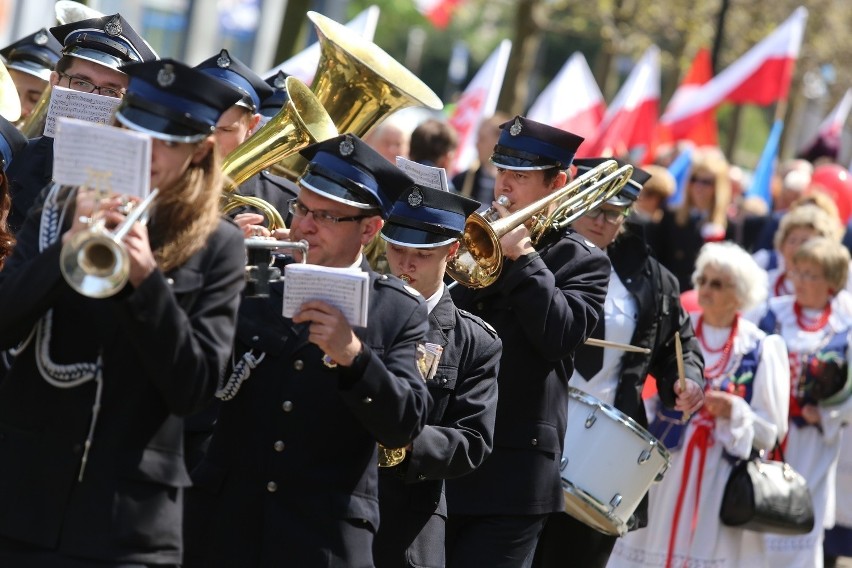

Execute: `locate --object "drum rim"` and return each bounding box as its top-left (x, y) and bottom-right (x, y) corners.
top-left (561, 478), bottom-right (626, 536)
top-left (567, 386), bottom-right (671, 462)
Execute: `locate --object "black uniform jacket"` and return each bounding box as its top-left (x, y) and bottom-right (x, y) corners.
top-left (604, 223), bottom-right (705, 527)
top-left (226, 170), bottom-right (299, 226)
top-left (6, 135), bottom-right (53, 234)
top-left (185, 261), bottom-right (432, 567)
top-left (447, 228), bottom-right (609, 516)
top-left (0, 188), bottom-right (245, 564)
top-left (374, 287), bottom-right (501, 568)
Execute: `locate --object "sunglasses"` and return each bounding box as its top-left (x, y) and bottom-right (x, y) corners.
top-left (695, 275), bottom-right (732, 290)
top-left (690, 175), bottom-right (716, 186)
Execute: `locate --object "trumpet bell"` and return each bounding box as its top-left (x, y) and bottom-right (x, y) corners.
top-left (60, 230), bottom-right (131, 299)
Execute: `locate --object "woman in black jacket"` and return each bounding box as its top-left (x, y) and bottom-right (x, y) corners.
top-left (533, 159), bottom-right (705, 568)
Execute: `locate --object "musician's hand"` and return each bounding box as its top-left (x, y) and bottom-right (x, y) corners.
top-left (293, 300), bottom-right (362, 366)
top-left (493, 200), bottom-right (535, 260)
top-left (235, 213), bottom-right (270, 238)
top-left (123, 221), bottom-right (158, 288)
top-left (704, 390), bottom-right (734, 419)
top-left (801, 404), bottom-right (821, 425)
top-left (674, 379), bottom-right (704, 416)
top-left (62, 188), bottom-right (125, 244)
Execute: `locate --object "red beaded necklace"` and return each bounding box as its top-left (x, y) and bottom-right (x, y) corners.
top-left (774, 272), bottom-right (792, 297)
top-left (793, 301), bottom-right (832, 332)
top-left (696, 314), bottom-right (738, 379)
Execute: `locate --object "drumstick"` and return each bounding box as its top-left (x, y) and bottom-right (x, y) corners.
top-left (675, 331), bottom-right (689, 420)
top-left (584, 337), bottom-right (651, 354)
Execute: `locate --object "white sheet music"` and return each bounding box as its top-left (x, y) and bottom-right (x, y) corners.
top-left (53, 117), bottom-right (152, 198)
top-left (395, 156), bottom-right (450, 191)
top-left (282, 264), bottom-right (370, 327)
top-left (43, 85), bottom-right (121, 138)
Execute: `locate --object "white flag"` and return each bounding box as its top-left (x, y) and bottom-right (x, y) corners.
top-left (448, 39), bottom-right (512, 175)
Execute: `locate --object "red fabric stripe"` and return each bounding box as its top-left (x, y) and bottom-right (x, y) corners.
top-left (724, 56), bottom-right (796, 105)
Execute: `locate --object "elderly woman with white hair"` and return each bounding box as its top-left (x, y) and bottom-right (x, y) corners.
top-left (610, 242), bottom-right (790, 568)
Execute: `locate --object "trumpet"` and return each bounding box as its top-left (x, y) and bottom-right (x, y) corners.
top-left (446, 160), bottom-right (634, 289)
top-left (59, 189), bottom-right (159, 298)
top-left (244, 238), bottom-right (309, 297)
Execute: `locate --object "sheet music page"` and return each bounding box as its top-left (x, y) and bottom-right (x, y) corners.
top-left (53, 117), bottom-right (152, 197)
top-left (43, 85), bottom-right (121, 138)
top-left (395, 156), bottom-right (450, 191)
top-left (282, 264), bottom-right (370, 327)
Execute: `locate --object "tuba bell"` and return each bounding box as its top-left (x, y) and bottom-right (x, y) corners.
top-left (445, 160), bottom-right (634, 289)
top-left (220, 76), bottom-right (338, 229)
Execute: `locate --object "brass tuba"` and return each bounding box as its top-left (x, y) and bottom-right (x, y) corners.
top-left (270, 11), bottom-right (444, 181)
top-left (220, 76), bottom-right (338, 229)
top-left (446, 160), bottom-right (634, 289)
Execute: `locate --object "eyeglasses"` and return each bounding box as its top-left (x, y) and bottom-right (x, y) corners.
top-left (584, 208), bottom-right (628, 225)
top-left (288, 199), bottom-right (371, 225)
top-left (59, 72), bottom-right (126, 98)
top-left (695, 275), bottom-right (732, 290)
top-left (689, 175), bottom-right (716, 187)
top-left (788, 270), bottom-right (825, 282)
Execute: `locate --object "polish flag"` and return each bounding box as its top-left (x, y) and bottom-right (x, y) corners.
top-left (662, 7), bottom-right (808, 130)
top-left (526, 52), bottom-right (605, 141)
top-left (581, 45), bottom-right (660, 159)
top-left (263, 6), bottom-right (380, 83)
top-left (657, 48), bottom-right (718, 146)
top-left (448, 39), bottom-right (512, 175)
top-left (415, 0), bottom-right (463, 29)
top-left (798, 88), bottom-right (852, 161)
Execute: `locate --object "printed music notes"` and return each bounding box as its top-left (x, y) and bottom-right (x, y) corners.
top-left (43, 85), bottom-right (121, 138)
top-left (283, 264), bottom-right (370, 327)
top-left (395, 156), bottom-right (450, 191)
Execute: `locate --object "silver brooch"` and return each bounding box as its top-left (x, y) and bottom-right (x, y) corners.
top-left (216, 49), bottom-right (231, 69)
top-left (339, 136), bottom-right (354, 156)
top-left (34, 31), bottom-right (48, 46)
top-left (157, 64), bottom-right (176, 87)
top-left (407, 187), bottom-right (423, 207)
top-left (273, 70), bottom-right (287, 90)
top-left (104, 16), bottom-right (122, 37)
top-left (510, 117), bottom-right (522, 136)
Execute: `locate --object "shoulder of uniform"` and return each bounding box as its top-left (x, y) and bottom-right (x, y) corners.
top-left (457, 308), bottom-right (498, 338)
top-left (563, 229), bottom-right (598, 252)
top-left (375, 273), bottom-right (424, 303)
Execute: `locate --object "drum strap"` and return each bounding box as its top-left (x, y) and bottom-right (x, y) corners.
top-left (666, 416), bottom-right (714, 568)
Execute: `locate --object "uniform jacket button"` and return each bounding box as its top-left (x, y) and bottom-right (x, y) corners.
top-left (266, 481), bottom-right (278, 493)
top-left (273, 440), bottom-right (285, 452)
top-left (362, 396), bottom-right (373, 404)
top-left (476, 302), bottom-right (484, 310)
top-left (166, 277), bottom-right (174, 285)
top-left (531, 438), bottom-right (538, 446)
top-left (282, 400), bottom-right (294, 412)
top-left (418, 474), bottom-right (426, 480)
top-left (293, 360), bottom-right (304, 371)
top-left (252, 335), bottom-right (260, 342)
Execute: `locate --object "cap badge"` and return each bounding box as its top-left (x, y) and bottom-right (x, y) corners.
top-left (34, 31), bottom-right (48, 46)
top-left (216, 49), bottom-right (231, 69)
top-left (104, 16), bottom-right (123, 37)
top-left (157, 64), bottom-right (176, 87)
top-left (509, 117), bottom-right (522, 136)
top-left (339, 136), bottom-right (354, 156)
top-left (273, 71), bottom-right (287, 90)
top-left (407, 187), bottom-right (424, 208)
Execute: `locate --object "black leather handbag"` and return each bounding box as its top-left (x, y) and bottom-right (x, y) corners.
top-left (719, 443), bottom-right (815, 535)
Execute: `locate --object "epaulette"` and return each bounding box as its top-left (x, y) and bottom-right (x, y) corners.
top-left (375, 273), bottom-right (425, 303)
top-left (564, 229), bottom-right (597, 253)
top-left (458, 308), bottom-right (498, 338)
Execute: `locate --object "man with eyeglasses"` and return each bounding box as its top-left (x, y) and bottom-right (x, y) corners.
top-left (532, 158), bottom-right (705, 568)
top-left (184, 134), bottom-right (433, 567)
top-left (4, 14), bottom-right (157, 234)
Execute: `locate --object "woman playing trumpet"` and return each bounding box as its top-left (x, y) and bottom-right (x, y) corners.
top-left (0, 59), bottom-right (245, 566)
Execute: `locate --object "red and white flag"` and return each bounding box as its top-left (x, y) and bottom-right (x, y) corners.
top-left (662, 7), bottom-right (808, 130)
top-left (799, 88), bottom-right (852, 160)
top-left (263, 6), bottom-right (380, 83)
top-left (526, 52), bottom-right (605, 141)
top-left (415, 0), bottom-right (463, 29)
top-left (581, 45), bottom-right (660, 158)
top-left (448, 39), bottom-right (512, 175)
top-left (657, 48), bottom-right (718, 146)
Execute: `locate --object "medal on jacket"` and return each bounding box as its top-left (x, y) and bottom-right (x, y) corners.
top-left (322, 353), bottom-right (337, 368)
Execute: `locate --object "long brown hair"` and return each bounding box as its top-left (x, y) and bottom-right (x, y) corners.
top-left (0, 174), bottom-right (13, 268)
top-left (149, 139), bottom-right (224, 272)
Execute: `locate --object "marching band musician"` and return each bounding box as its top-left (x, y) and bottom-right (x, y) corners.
top-left (183, 134), bottom-right (432, 568)
top-left (0, 115), bottom-right (28, 268)
top-left (5, 13), bottom-right (158, 234)
top-left (532, 159), bottom-right (705, 568)
top-left (444, 116), bottom-right (610, 567)
top-left (0, 58), bottom-right (245, 567)
top-left (374, 185), bottom-right (502, 567)
top-left (0, 28), bottom-right (62, 121)
top-left (194, 49), bottom-right (299, 236)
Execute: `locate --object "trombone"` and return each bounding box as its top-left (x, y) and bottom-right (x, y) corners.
top-left (446, 160), bottom-right (634, 289)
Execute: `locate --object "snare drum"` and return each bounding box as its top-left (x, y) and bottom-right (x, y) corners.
top-left (560, 387), bottom-right (671, 536)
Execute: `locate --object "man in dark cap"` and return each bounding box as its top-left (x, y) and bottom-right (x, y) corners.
top-left (184, 134), bottom-right (432, 568)
top-left (0, 28), bottom-right (62, 120)
top-left (5, 13), bottom-right (157, 234)
top-left (371, 185), bottom-right (501, 567)
top-left (443, 116), bottom-right (609, 567)
top-left (259, 70), bottom-right (289, 122)
top-left (195, 49), bottom-right (299, 236)
top-left (532, 159), bottom-right (705, 568)
top-left (0, 58), bottom-right (244, 567)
